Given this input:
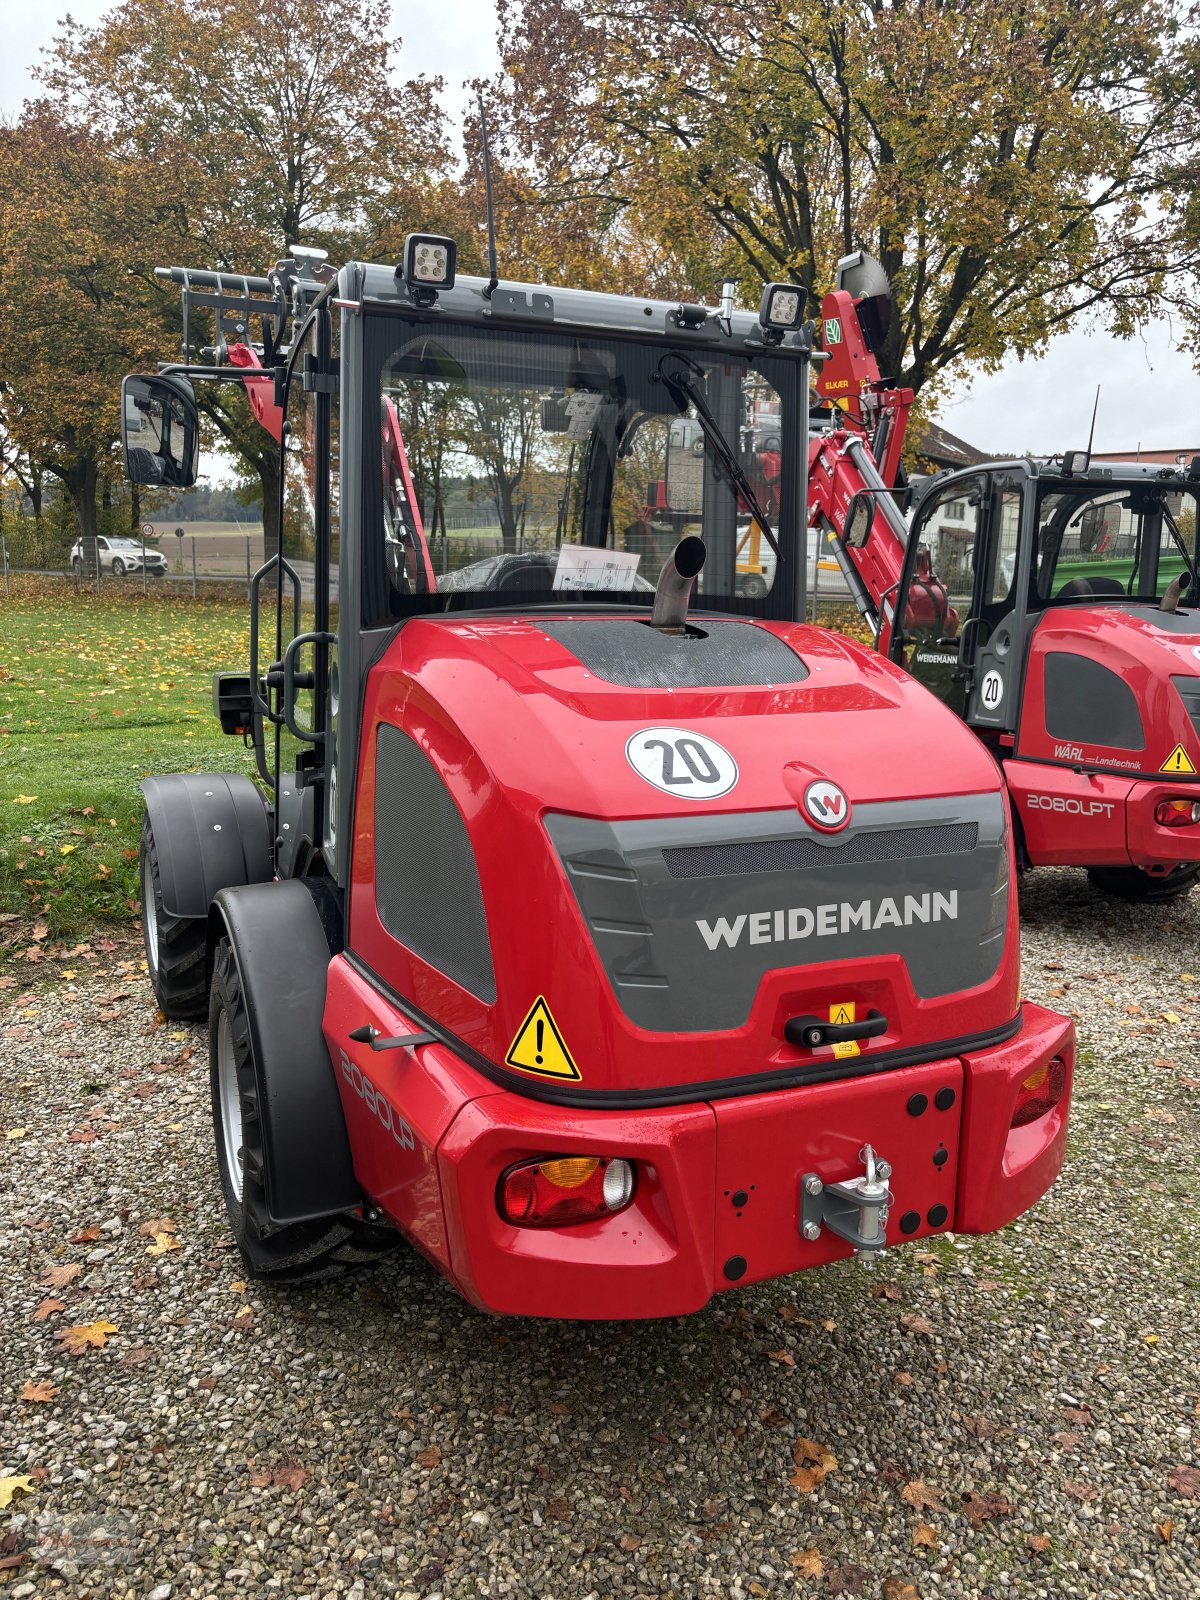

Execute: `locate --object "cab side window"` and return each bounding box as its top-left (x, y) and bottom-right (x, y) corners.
top-left (987, 488), bottom-right (1022, 609)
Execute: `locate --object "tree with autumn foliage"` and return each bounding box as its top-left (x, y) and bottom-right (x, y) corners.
top-left (500, 0), bottom-right (1199, 398)
top-left (39, 0), bottom-right (455, 555)
top-left (0, 106), bottom-right (191, 567)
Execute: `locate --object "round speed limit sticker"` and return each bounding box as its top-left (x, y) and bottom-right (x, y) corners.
top-left (979, 669), bottom-right (1004, 711)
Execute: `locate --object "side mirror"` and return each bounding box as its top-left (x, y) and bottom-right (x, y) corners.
top-left (844, 491), bottom-right (875, 548)
top-left (122, 373), bottom-right (199, 488)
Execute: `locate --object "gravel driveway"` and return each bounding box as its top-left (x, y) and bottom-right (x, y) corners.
top-left (2, 870), bottom-right (1198, 1599)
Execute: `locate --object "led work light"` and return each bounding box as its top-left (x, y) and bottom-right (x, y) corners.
top-left (399, 233), bottom-right (457, 304)
top-left (758, 282), bottom-right (806, 339)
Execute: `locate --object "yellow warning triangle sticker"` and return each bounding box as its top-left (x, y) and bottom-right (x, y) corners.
top-left (1160, 743), bottom-right (1197, 776)
top-left (505, 997), bottom-right (582, 1081)
top-left (829, 1001), bottom-right (860, 1059)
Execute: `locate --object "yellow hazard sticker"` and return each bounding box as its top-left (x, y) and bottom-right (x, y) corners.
top-left (829, 1001), bottom-right (860, 1059)
top-left (1160, 743), bottom-right (1197, 776)
top-left (505, 997), bottom-right (581, 1081)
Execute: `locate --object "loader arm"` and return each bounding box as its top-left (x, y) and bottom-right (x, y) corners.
top-left (809, 259), bottom-right (917, 646)
top-left (807, 425), bottom-right (913, 645)
top-left (226, 342), bottom-right (285, 442)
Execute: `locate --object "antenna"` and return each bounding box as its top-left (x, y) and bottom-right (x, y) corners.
top-left (1085, 384), bottom-right (1100, 458)
top-left (477, 90), bottom-right (499, 300)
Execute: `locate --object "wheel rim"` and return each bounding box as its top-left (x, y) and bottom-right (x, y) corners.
top-left (142, 853), bottom-right (159, 979)
top-left (216, 1007), bottom-right (244, 1204)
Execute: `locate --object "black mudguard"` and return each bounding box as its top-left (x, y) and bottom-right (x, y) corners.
top-left (210, 878), bottom-right (360, 1227)
top-left (141, 773), bottom-right (273, 919)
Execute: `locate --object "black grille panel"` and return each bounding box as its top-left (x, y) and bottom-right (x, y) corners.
top-left (537, 619), bottom-right (808, 688)
top-left (662, 822), bottom-right (978, 879)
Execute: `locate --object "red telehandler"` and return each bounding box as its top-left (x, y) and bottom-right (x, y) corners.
top-left (808, 252), bottom-right (1200, 902)
top-left (120, 241), bottom-right (1072, 1317)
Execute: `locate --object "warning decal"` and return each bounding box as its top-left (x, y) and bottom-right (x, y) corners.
top-left (829, 1001), bottom-right (860, 1060)
top-left (1160, 744), bottom-right (1198, 776)
top-left (505, 997), bottom-right (582, 1081)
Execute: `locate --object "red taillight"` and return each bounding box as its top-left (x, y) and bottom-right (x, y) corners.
top-left (1155, 798), bottom-right (1200, 828)
top-left (498, 1155), bottom-right (636, 1228)
top-left (1011, 1055), bottom-right (1067, 1128)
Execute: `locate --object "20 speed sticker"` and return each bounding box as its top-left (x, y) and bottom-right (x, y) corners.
top-left (626, 728), bottom-right (738, 799)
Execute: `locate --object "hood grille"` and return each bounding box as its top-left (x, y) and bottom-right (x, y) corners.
top-left (662, 822), bottom-right (978, 879)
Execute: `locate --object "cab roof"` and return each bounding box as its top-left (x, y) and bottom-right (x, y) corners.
top-left (337, 263), bottom-right (811, 359)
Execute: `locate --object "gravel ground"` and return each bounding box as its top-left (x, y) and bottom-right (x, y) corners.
top-left (1, 871), bottom-right (1198, 1600)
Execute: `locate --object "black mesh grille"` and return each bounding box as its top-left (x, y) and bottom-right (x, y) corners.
top-left (537, 619), bottom-right (808, 689)
top-left (661, 822), bottom-right (978, 879)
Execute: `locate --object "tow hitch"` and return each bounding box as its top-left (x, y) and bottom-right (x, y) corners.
top-left (800, 1144), bottom-right (893, 1254)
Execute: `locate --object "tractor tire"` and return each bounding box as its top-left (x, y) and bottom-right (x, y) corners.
top-left (1085, 863), bottom-right (1200, 902)
top-left (111, 558), bottom-right (126, 577)
top-left (139, 813), bottom-right (207, 1019)
top-left (208, 937), bottom-right (398, 1282)
top-left (741, 574), bottom-right (769, 600)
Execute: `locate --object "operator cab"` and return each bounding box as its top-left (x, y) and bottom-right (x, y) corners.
top-left (121, 246), bottom-right (814, 888)
top-left (886, 457), bottom-right (1200, 730)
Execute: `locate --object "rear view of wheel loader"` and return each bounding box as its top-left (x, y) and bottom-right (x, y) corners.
top-left (122, 239), bottom-right (1073, 1314)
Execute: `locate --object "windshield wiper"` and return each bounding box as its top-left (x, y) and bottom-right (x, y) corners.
top-left (657, 356), bottom-right (782, 560)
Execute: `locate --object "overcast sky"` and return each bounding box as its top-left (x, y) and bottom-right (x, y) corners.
top-left (5, 0), bottom-right (1197, 455)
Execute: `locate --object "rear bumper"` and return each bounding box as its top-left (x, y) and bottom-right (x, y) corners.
top-left (1005, 758), bottom-right (1200, 868)
top-left (373, 1002), bottom-right (1074, 1319)
top-left (1125, 778), bottom-right (1200, 866)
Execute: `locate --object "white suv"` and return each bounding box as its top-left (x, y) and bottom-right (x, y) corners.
top-left (70, 536), bottom-right (168, 577)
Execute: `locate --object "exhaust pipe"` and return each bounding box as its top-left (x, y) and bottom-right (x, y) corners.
top-left (652, 536), bottom-right (706, 632)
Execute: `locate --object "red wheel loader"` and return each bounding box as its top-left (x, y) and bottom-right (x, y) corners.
top-left (121, 242), bottom-right (1072, 1317)
top-left (809, 251), bottom-right (1200, 903)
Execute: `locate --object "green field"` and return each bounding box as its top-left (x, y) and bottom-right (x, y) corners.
top-left (0, 583), bottom-right (255, 963)
top-left (0, 582), bottom-right (870, 971)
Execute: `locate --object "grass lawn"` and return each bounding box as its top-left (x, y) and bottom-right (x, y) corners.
top-left (0, 581), bottom-right (255, 965)
top-left (0, 579), bottom-right (872, 972)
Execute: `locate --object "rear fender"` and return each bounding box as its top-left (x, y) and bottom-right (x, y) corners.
top-left (209, 879), bottom-right (360, 1227)
top-left (141, 773), bottom-right (272, 918)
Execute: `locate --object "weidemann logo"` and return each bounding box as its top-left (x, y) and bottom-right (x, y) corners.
top-left (697, 892), bottom-right (959, 951)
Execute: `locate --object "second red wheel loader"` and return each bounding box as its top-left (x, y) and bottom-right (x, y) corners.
top-left (121, 240), bottom-right (1073, 1317)
top-left (809, 251), bottom-right (1200, 902)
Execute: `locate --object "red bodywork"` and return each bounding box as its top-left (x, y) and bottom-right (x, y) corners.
top-left (217, 337), bottom-right (1073, 1318)
top-left (1007, 608), bottom-right (1200, 868)
top-left (318, 613), bottom-right (1074, 1317)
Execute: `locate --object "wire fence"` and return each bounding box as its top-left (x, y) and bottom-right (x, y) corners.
top-left (0, 528), bottom-right (859, 627)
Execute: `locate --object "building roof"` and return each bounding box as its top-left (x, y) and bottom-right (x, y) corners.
top-left (909, 420), bottom-right (989, 469)
top-left (1091, 447), bottom-right (1199, 467)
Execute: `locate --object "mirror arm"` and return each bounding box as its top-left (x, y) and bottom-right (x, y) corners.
top-left (158, 363), bottom-right (277, 386)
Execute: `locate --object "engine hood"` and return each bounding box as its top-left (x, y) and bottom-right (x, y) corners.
top-left (348, 612), bottom-right (1018, 1101)
top-left (382, 612), bottom-right (1005, 815)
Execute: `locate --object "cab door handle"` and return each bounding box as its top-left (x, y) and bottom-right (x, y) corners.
top-left (785, 1010), bottom-right (888, 1049)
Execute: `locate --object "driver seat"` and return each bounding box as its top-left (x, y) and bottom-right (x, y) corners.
top-left (1057, 576), bottom-right (1125, 600)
